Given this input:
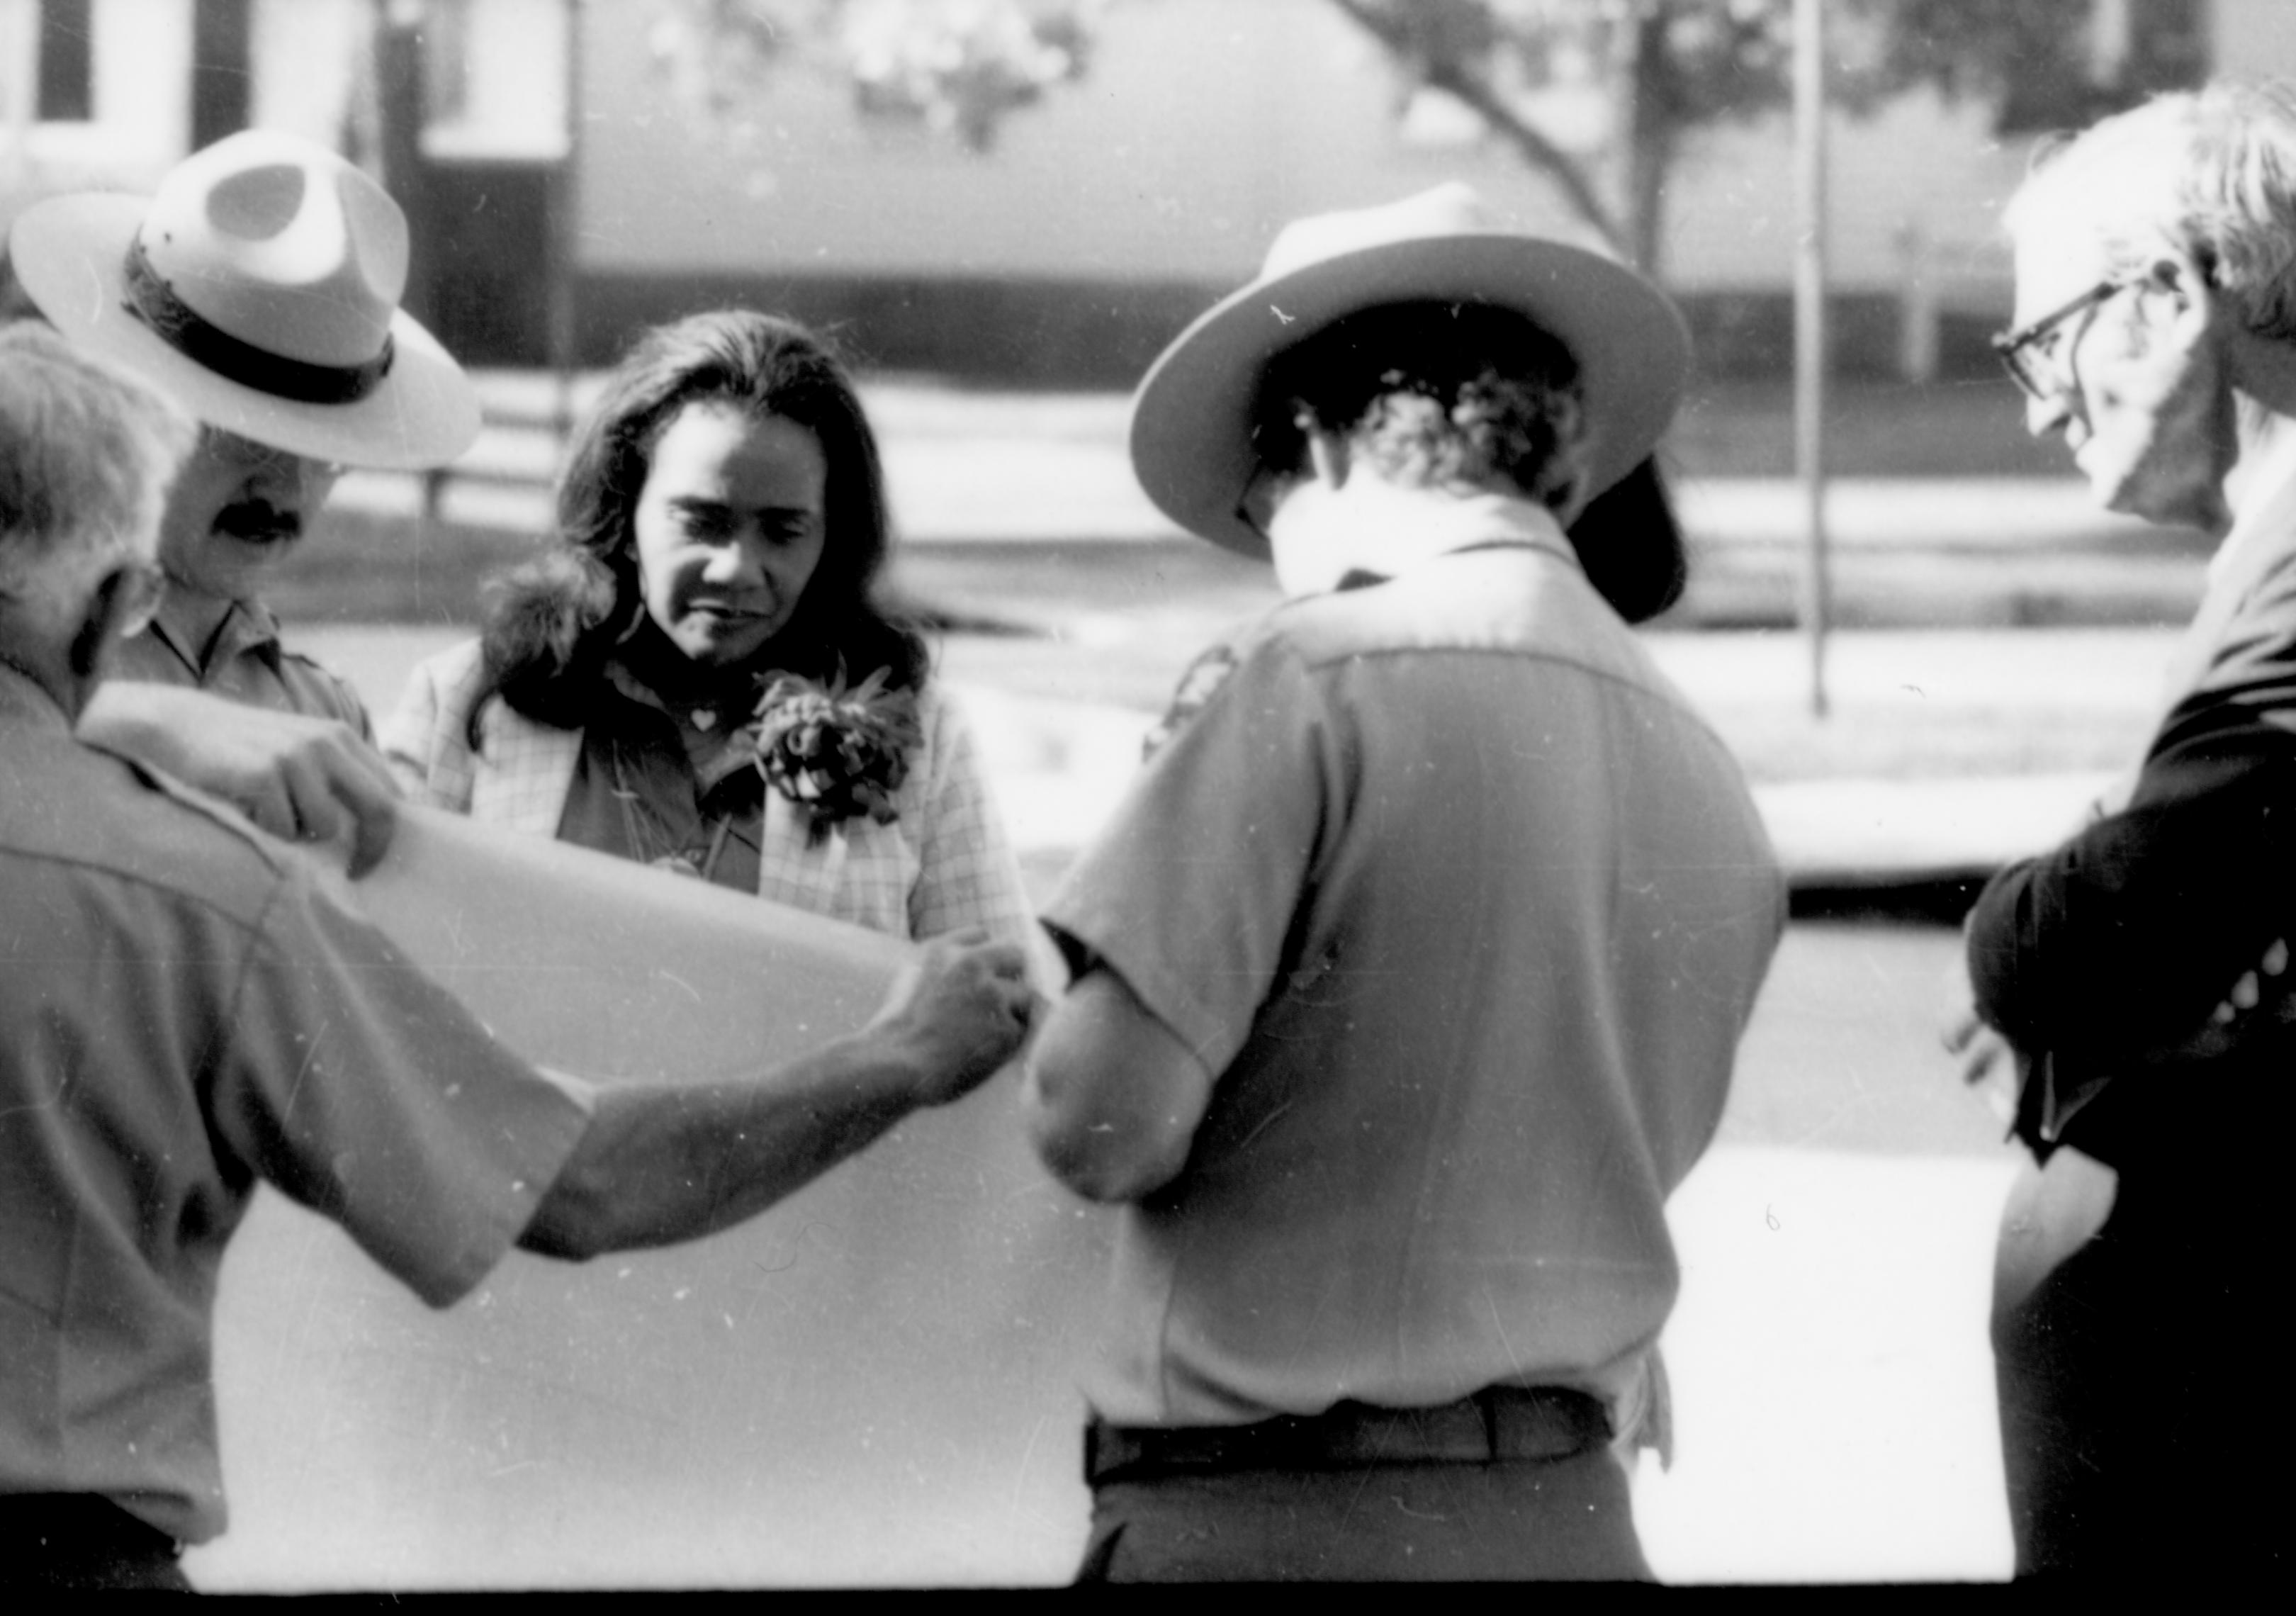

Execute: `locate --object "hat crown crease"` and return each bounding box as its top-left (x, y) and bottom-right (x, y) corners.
top-left (145, 140), bottom-right (399, 369)
top-left (7, 126), bottom-right (483, 468)
top-left (207, 162), bottom-right (305, 242)
top-left (1263, 184), bottom-right (1503, 280)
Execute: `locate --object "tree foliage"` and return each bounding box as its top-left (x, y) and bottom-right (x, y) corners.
top-left (649, 0), bottom-right (1098, 153)
top-left (1329, 1), bottom-right (1808, 271)
top-left (1866, 0), bottom-right (2209, 135)
top-left (650, 0), bottom-right (2210, 273)
top-left (1318, 0), bottom-right (2209, 274)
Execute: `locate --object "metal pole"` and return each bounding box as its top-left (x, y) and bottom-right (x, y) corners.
top-left (1794, 0), bottom-right (1830, 717)
top-left (549, 0), bottom-right (583, 440)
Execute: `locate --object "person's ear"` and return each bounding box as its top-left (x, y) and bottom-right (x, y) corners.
top-left (2140, 247), bottom-right (2218, 345)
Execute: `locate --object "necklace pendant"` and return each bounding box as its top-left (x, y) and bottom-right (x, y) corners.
top-left (691, 707), bottom-right (717, 732)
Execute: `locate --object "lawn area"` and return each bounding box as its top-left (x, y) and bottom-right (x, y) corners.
top-left (1669, 374), bottom-right (2065, 479)
top-left (266, 371), bottom-right (2108, 628)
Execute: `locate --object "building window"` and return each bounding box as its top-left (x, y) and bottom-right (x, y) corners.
top-left (2122, 0), bottom-right (2208, 98)
top-left (191, 0), bottom-right (253, 150)
top-left (424, 0), bottom-right (475, 127)
top-left (417, 0), bottom-right (572, 162)
top-left (37, 0), bottom-right (94, 123)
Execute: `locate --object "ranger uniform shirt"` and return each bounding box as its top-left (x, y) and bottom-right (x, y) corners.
top-left (1044, 495), bottom-right (1785, 1442)
top-left (1, 666), bottom-right (590, 1544)
top-left (111, 596), bottom-right (370, 735)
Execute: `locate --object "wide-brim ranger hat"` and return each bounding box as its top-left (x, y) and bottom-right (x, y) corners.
top-left (7, 128), bottom-right (479, 471)
top-left (1130, 181), bottom-right (1692, 557)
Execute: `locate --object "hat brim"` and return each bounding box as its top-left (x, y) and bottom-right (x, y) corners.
top-left (1130, 232), bottom-right (1691, 557)
top-left (8, 193), bottom-right (481, 471)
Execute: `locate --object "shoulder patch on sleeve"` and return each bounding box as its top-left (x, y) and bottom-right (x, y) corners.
top-left (1141, 641), bottom-right (1242, 761)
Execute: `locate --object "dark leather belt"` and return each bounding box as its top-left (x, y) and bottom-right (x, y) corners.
top-left (1086, 1385), bottom-right (1611, 1483)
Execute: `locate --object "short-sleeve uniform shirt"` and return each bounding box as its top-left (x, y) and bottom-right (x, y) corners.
top-left (0, 667), bottom-right (590, 1544)
top-left (1045, 496), bottom-right (1785, 1437)
top-left (111, 597), bottom-right (371, 735)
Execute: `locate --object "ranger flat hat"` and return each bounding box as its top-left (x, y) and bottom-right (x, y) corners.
top-left (8, 128), bottom-right (480, 471)
top-left (1130, 181), bottom-right (1692, 556)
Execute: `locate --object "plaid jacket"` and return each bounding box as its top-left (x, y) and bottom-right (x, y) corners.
top-left (380, 640), bottom-right (1039, 956)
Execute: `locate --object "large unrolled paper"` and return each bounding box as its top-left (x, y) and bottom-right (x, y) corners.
top-left (187, 806), bottom-right (1108, 1590)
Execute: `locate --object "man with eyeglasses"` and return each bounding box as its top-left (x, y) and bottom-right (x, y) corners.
top-left (1949, 80), bottom-right (2296, 1581)
top-left (6, 129), bottom-right (480, 875)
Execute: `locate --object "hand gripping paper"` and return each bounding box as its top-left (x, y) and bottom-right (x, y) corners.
top-left (192, 807), bottom-right (1108, 1590)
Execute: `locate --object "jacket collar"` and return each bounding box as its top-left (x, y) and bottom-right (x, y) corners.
top-left (1279, 484), bottom-right (1577, 594)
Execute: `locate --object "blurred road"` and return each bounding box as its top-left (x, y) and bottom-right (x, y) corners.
top-left (285, 622), bottom-right (2036, 1584)
top-left (281, 343), bottom-right (2205, 1581)
top-left (230, 364), bottom-right (2202, 1583)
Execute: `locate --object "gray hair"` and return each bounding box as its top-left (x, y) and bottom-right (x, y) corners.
top-left (2005, 79), bottom-right (2296, 342)
top-left (0, 322), bottom-right (194, 590)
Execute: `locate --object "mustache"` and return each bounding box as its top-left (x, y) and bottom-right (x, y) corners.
top-left (211, 500), bottom-right (303, 542)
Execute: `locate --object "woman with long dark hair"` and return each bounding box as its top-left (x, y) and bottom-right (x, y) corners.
top-left (381, 309), bottom-right (1035, 953)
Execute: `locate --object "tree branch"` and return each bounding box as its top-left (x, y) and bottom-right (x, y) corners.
top-left (1323, 0), bottom-right (1628, 253)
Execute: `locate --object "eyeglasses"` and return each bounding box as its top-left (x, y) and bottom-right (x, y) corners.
top-left (1991, 280), bottom-right (2126, 402)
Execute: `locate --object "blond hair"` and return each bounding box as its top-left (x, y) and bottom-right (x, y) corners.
top-left (0, 322), bottom-right (193, 590)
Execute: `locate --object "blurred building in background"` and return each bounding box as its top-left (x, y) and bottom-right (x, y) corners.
top-left (5, 0), bottom-right (2293, 383)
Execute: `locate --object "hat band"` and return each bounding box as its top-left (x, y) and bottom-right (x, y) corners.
top-left (120, 240), bottom-right (395, 406)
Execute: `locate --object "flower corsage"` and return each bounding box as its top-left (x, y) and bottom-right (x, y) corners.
top-left (742, 666), bottom-right (923, 846)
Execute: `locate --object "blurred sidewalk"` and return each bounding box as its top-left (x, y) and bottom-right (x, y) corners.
top-left (301, 628), bottom-right (2051, 1583)
top-left (294, 376), bottom-right (2134, 1584)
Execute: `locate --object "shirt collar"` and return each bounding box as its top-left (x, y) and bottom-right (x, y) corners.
top-left (1422, 490), bottom-right (1577, 559)
top-left (1282, 485), bottom-right (1577, 587)
top-left (142, 595), bottom-right (285, 680)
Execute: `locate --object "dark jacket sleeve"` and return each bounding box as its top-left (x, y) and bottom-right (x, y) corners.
top-left (1968, 690), bottom-right (2296, 1067)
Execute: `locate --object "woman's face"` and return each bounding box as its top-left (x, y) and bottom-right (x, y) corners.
top-left (632, 400), bottom-right (829, 669)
